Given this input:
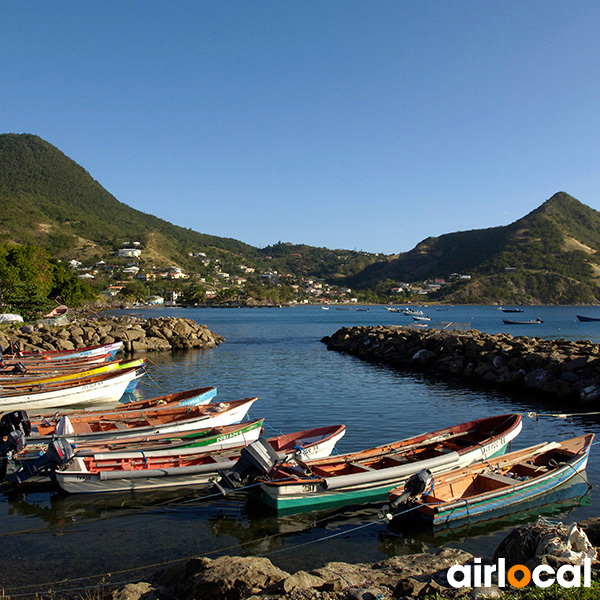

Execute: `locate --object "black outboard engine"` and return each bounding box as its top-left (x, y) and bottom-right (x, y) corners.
top-left (392, 468), bottom-right (433, 509)
top-left (0, 410), bottom-right (31, 438)
top-left (8, 438), bottom-right (75, 484)
top-left (214, 438), bottom-right (283, 495)
top-left (380, 469), bottom-right (434, 521)
top-left (0, 411), bottom-right (30, 464)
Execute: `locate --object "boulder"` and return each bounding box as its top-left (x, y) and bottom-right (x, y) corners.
top-left (171, 556), bottom-right (289, 600)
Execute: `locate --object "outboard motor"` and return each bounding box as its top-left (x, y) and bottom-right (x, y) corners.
top-left (0, 410), bottom-right (31, 438)
top-left (380, 469), bottom-right (434, 521)
top-left (8, 438), bottom-right (75, 484)
top-left (214, 437), bottom-right (283, 495)
top-left (392, 469), bottom-right (433, 508)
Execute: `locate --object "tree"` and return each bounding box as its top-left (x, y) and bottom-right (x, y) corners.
top-left (0, 243), bottom-right (55, 319)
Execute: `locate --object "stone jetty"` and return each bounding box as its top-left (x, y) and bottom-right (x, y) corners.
top-left (0, 316), bottom-right (224, 354)
top-left (321, 325), bottom-right (600, 404)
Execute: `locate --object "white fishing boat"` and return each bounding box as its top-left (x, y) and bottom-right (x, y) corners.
top-left (54, 424), bottom-right (346, 494)
top-left (0, 366), bottom-right (144, 413)
top-left (28, 397), bottom-right (258, 443)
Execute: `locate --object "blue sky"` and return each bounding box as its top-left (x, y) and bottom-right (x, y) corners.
top-left (3, 2), bottom-right (600, 254)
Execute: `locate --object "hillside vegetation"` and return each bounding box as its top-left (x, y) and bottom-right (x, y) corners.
top-left (344, 192), bottom-right (600, 304)
top-left (0, 134), bottom-right (380, 283)
top-left (2, 133), bottom-right (600, 307)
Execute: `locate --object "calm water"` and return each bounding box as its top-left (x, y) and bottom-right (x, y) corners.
top-left (3, 305), bottom-right (600, 595)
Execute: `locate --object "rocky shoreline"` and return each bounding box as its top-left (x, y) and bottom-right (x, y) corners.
top-left (321, 325), bottom-right (600, 405)
top-left (0, 316), bottom-right (225, 355)
top-left (108, 518), bottom-right (600, 600)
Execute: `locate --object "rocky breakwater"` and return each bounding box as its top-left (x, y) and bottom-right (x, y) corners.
top-left (321, 325), bottom-right (600, 404)
top-left (0, 316), bottom-right (225, 354)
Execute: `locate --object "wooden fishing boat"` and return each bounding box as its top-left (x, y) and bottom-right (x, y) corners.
top-left (0, 358), bottom-right (144, 388)
top-left (53, 423), bottom-right (345, 493)
top-left (10, 419), bottom-right (267, 483)
top-left (35, 386), bottom-right (217, 421)
top-left (1, 341), bottom-right (123, 362)
top-left (0, 366), bottom-right (144, 413)
top-left (28, 397), bottom-right (258, 442)
top-left (576, 315), bottom-right (600, 322)
top-left (250, 414), bottom-right (522, 513)
top-left (0, 351), bottom-right (119, 372)
top-left (387, 434), bottom-right (594, 527)
top-left (43, 305), bottom-right (68, 318)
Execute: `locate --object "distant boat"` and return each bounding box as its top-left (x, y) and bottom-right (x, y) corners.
top-left (0, 313), bottom-right (23, 323)
top-left (43, 305), bottom-right (68, 318)
top-left (503, 318), bottom-right (543, 325)
top-left (402, 308), bottom-right (424, 316)
top-left (413, 316), bottom-right (431, 322)
top-left (356, 308), bottom-right (370, 312)
top-left (321, 307), bottom-right (330, 310)
top-left (576, 315), bottom-right (600, 322)
top-left (501, 308), bottom-right (524, 313)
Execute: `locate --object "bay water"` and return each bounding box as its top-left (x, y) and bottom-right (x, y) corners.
top-left (3, 305), bottom-right (600, 593)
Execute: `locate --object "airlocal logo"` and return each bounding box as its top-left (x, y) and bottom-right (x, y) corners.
top-left (447, 557), bottom-right (592, 589)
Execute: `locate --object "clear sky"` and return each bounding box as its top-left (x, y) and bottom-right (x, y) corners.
top-left (3, 2), bottom-right (600, 254)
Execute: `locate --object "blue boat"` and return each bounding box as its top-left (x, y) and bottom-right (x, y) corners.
top-left (389, 434), bottom-right (593, 527)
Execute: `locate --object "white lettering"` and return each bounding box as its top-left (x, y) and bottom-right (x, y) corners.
top-left (483, 564), bottom-right (497, 588)
top-left (447, 565), bottom-right (471, 588)
top-left (532, 565), bottom-right (555, 588)
top-left (497, 558), bottom-right (505, 587)
top-left (557, 565), bottom-right (580, 588)
top-left (584, 558), bottom-right (592, 587)
top-left (473, 558), bottom-right (482, 588)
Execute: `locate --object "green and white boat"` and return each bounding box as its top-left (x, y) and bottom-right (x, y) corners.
top-left (253, 414), bottom-right (522, 514)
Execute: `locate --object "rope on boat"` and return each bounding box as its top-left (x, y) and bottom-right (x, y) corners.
top-left (259, 504), bottom-right (422, 558)
top-left (526, 410), bottom-right (600, 419)
top-left (262, 420), bottom-right (285, 436)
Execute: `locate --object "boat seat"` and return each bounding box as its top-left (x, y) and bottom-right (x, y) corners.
top-left (386, 455), bottom-right (408, 465)
top-left (349, 462), bottom-right (375, 472)
top-left (480, 472), bottom-right (515, 486)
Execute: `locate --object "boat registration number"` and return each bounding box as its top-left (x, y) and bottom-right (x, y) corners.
top-left (301, 483), bottom-right (319, 493)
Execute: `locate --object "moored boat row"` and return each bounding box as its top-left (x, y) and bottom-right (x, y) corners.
top-left (0, 340), bottom-right (594, 540)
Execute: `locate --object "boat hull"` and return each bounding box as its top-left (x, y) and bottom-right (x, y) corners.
top-left (0, 367), bottom-right (143, 413)
top-left (412, 436), bottom-right (593, 526)
top-left (256, 415), bottom-right (522, 513)
top-left (55, 423), bottom-right (344, 494)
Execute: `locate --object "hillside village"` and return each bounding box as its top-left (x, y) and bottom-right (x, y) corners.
top-left (72, 241), bottom-right (472, 307)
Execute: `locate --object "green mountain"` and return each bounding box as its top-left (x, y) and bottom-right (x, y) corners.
top-left (344, 192), bottom-right (600, 304)
top-left (2, 133), bottom-right (600, 305)
top-left (0, 134), bottom-right (379, 281)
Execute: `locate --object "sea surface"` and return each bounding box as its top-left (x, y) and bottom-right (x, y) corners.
top-left (3, 304), bottom-right (600, 595)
